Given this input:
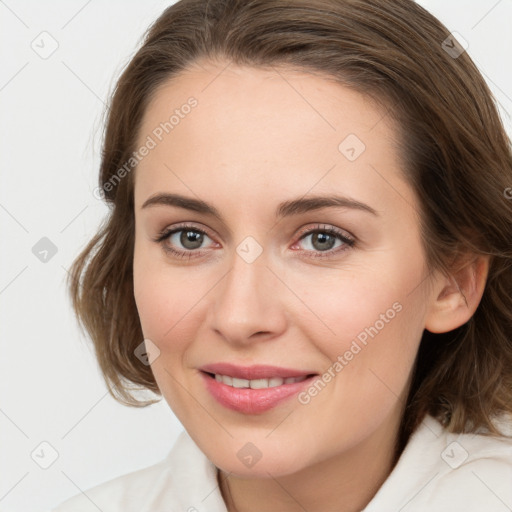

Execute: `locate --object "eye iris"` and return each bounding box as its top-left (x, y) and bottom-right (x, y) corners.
top-left (180, 230), bottom-right (203, 250)
top-left (312, 232), bottom-right (336, 251)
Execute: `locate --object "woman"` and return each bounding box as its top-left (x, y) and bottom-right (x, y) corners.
top-left (52, 0), bottom-right (512, 510)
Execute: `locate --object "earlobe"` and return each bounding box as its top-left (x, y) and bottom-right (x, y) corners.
top-left (424, 255), bottom-right (490, 334)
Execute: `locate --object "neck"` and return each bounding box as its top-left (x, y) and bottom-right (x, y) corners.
top-left (218, 406), bottom-right (405, 512)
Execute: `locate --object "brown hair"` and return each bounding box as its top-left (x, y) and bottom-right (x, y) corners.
top-left (68, 0), bottom-right (512, 453)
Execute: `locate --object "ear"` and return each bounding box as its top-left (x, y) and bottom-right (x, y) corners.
top-left (424, 254), bottom-right (490, 334)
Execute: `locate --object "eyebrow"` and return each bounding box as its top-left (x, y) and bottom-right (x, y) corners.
top-left (141, 192), bottom-right (379, 220)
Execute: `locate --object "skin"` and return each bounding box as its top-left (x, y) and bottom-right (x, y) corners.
top-left (132, 59), bottom-right (488, 512)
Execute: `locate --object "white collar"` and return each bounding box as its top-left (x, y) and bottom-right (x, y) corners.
top-left (142, 413), bottom-right (512, 511)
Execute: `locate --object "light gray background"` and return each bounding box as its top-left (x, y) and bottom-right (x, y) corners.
top-left (1, 1), bottom-right (511, 511)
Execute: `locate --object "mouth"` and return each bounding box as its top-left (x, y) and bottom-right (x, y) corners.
top-left (199, 362), bottom-right (317, 380)
top-left (202, 371), bottom-right (315, 389)
top-left (199, 365), bottom-right (319, 414)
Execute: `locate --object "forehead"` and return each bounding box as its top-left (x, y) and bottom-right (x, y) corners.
top-left (137, 60), bottom-right (392, 148)
top-left (133, 60), bottom-right (409, 216)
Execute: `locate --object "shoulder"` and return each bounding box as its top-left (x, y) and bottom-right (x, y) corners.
top-left (365, 414), bottom-right (512, 512)
top-left (50, 429), bottom-right (225, 512)
top-left (421, 414), bottom-right (512, 511)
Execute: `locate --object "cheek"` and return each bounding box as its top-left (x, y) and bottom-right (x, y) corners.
top-left (134, 269), bottom-right (193, 345)
top-left (292, 254), bottom-right (425, 355)
top-left (132, 264), bottom-right (202, 409)
top-left (133, 241), bottom-right (181, 342)
top-left (133, 246), bottom-right (215, 363)
top-left (295, 285), bottom-right (425, 454)
top-left (294, 246), bottom-right (427, 408)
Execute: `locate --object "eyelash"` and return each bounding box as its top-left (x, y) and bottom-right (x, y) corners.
top-left (153, 223), bottom-right (356, 260)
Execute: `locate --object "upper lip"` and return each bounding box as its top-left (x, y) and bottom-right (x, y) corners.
top-left (200, 363), bottom-right (316, 380)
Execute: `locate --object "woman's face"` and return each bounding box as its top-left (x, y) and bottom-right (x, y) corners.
top-left (132, 60), bottom-right (437, 477)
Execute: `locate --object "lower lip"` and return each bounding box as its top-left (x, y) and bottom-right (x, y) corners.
top-left (200, 371), bottom-right (316, 414)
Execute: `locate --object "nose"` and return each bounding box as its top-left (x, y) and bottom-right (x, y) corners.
top-left (208, 247), bottom-right (288, 346)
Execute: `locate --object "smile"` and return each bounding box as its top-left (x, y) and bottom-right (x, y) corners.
top-left (212, 373), bottom-right (309, 389)
top-left (200, 370), bottom-right (318, 414)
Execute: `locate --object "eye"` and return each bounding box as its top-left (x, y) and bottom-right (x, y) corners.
top-left (153, 223), bottom-right (355, 261)
top-left (153, 224), bottom-right (216, 259)
top-left (292, 224), bottom-right (355, 259)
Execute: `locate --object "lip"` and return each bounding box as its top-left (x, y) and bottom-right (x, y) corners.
top-left (199, 363), bottom-right (318, 414)
top-left (199, 363), bottom-right (315, 380)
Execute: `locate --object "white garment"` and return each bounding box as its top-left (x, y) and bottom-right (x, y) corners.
top-left (50, 414), bottom-right (512, 512)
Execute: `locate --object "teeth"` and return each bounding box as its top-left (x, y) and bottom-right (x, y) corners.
top-left (214, 374), bottom-right (308, 388)
top-left (251, 378), bottom-right (277, 389)
top-left (232, 377), bottom-right (250, 388)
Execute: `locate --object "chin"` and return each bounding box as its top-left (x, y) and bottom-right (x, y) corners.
top-left (214, 452), bottom-right (306, 479)
top-left (194, 432), bottom-right (317, 479)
